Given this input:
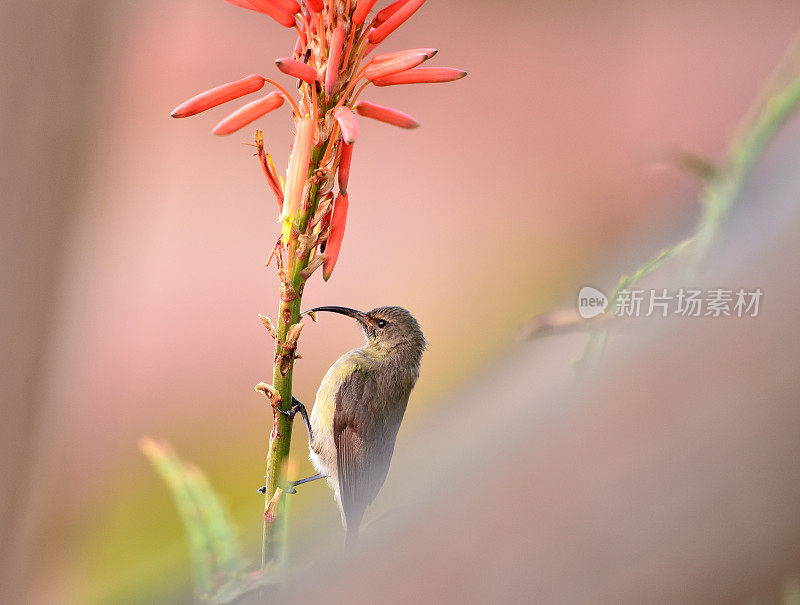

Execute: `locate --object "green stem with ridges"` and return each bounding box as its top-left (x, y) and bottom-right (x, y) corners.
top-left (261, 120), bottom-right (332, 568)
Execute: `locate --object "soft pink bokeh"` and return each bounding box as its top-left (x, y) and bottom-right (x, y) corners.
top-left (4, 1), bottom-right (800, 601)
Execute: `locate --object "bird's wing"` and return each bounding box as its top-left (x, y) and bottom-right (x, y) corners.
top-left (333, 368), bottom-right (395, 536)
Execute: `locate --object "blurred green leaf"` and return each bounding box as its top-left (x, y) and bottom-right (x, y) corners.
top-left (576, 32), bottom-right (800, 370)
top-left (139, 438), bottom-right (244, 600)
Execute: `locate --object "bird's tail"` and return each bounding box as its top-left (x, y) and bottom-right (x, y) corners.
top-left (343, 506), bottom-right (365, 550)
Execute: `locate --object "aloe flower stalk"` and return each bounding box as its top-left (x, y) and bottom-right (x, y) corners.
top-left (170, 0), bottom-right (465, 568)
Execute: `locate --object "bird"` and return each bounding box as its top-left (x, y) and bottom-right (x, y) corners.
top-left (279, 305), bottom-right (426, 546)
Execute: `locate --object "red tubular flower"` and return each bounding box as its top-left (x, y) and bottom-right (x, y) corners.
top-left (326, 27), bottom-right (345, 97)
top-left (256, 131), bottom-right (284, 208)
top-left (354, 100), bottom-right (419, 129)
top-left (281, 116), bottom-right (315, 222)
top-left (352, 0), bottom-right (378, 25)
top-left (364, 52), bottom-right (428, 80)
top-left (264, 0), bottom-right (301, 14)
top-left (372, 48), bottom-right (437, 62)
top-left (368, 0), bottom-right (426, 44)
top-left (337, 142), bottom-right (353, 194)
top-left (374, 0), bottom-right (408, 25)
top-left (334, 107), bottom-right (359, 144)
top-left (371, 67), bottom-right (467, 86)
top-left (213, 91), bottom-right (285, 135)
top-left (305, 0), bottom-right (323, 12)
top-left (177, 0), bottom-right (465, 277)
top-left (225, 0), bottom-right (296, 27)
top-left (293, 35), bottom-right (304, 57)
top-left (275, 57), bottom-right (317, 86)
top-left (171, 74), bottom-right (265, 118)
top-left (275, 58), bottom-right (318, 85)
top-left (323, 192), bottom-right (349, 281)
top-left (318, 210), bottom-right (332, 253)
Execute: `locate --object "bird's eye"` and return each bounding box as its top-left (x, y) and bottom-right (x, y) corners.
top-left (376, 319), bottom-right (387, 328)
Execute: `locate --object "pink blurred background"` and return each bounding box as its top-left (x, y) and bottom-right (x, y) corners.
top-left (3, 1), bottom-right (800, 602)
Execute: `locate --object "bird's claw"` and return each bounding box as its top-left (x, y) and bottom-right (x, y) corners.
top-left (276, 397), bottom-right (313, 442)
top-left (275, 404), bottom-right (297, 420)
top-left (257, 473), bottom-right (326, 496)
top-left (256, 483), bottom-right (298, 495)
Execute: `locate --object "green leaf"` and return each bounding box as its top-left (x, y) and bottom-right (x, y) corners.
top-left (139, 438), bottom-right (244, 599)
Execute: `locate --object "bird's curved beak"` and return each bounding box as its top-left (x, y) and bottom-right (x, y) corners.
top-left (304, 306), bottom-right (369, 326)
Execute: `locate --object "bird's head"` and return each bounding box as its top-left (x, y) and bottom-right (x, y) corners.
top-left (304, 305), bottom-right (427, 356)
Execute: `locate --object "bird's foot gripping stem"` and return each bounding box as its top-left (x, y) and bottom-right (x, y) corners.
top-left (275, 396), bottom-right (313, 442)
top-left (258, 472), bottom-right (326, 495)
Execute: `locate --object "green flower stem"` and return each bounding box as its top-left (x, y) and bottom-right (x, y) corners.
top-left (261, 128), bottom-right (330, 569)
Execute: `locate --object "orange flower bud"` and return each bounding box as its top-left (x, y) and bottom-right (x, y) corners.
top-left (371, 67), bottom-right (467, 86)
top-left (368, 0), bottom-right (426, 45)
top-left (225, 0), bottom-right (296, 27)
top-left (305, 0), bottom-right (323, 12)
top-left (275, 58), bottom-right (318, 86)
top-left (364, 52), bottom-right (428, 80)
top-left (326, 27), bottom-right (345, 97)
top-left (323, 193), bottom-right (349, 281)
top-left (281, 117), bottom-right (315, 223)
top-left (352, 0), bottom-right (378, 25)
top-left (213, 91), bottom-right (285, 135)
top-left (171, 74), bottom-right (265, 118)
top-left (337, 142), bottom-right (353, 193)
top-left (354, 101), bottom-right (419, 129)
top-left (334, 107), bottom-right (359, 144)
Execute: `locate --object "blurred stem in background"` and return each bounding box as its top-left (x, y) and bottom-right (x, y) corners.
top-left (0, 2), bottom-right (111, 601)
top-left (572, 33), bottom-right (800, 369)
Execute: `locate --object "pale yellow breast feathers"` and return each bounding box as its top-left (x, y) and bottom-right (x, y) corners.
top-left (309, 349), bottom-right (364, 437)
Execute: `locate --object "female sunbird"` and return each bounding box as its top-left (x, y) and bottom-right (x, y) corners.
top-left (279, 305), bottom-right (426, 545)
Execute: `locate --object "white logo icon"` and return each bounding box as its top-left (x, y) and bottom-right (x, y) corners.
top-left (577, 286), bottom-right (608, 319)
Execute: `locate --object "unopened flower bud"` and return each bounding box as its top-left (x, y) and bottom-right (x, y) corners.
top-left (213, 91), bottom-right (285, 135)
top-left (371, 67), bottom-right (467, 86)
top-left (323, 193), bottom-right (349, 281)
top-left (326, 27), bottom-right (345, 97)
top-left (375, 0), bottom-right (408, 25)
top-left (354, 101), bottom-right (419, 129)
top-left (334, 107), bottom-right (359, 144)
top-left (368, 0), bottom-right (426, 45)
top-left (364, 52), bottom-right (428, 80)
top-left (275, 58), bottom-right (318, 86)
top-left (225, 0), bottom-right (296, 27)
top-left (352, 0), bottom-right (378, 25)
top-left (281, 116), bottom-right (315, 224)
top-left (171, 74), bottom-right (265, 118)
top-left (337, 142), bottom-right (353, 193)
